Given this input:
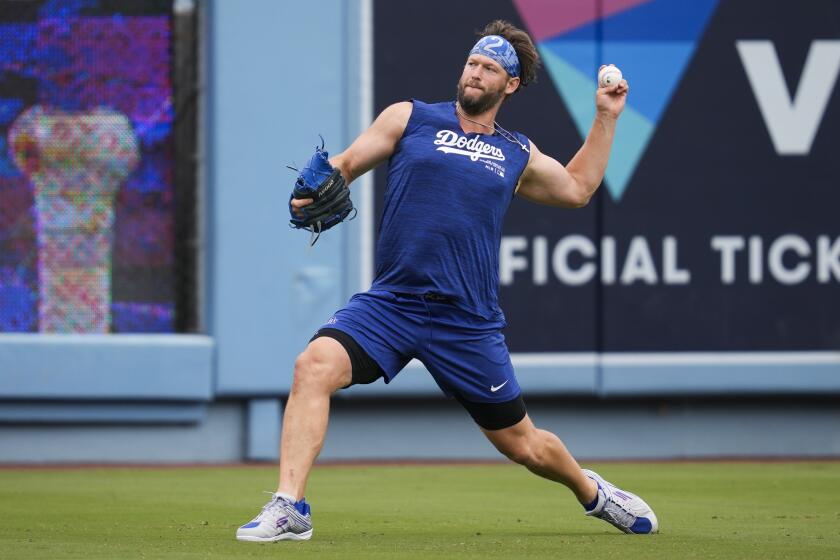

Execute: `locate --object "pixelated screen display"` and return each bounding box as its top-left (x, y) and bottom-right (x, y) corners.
top-left (0, 0), bottom-right (176, 333)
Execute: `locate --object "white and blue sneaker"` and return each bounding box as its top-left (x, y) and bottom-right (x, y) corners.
top-left (582, 469), bottom-right (659, 534)
top-left (236, 492), bottom-right (313, 542)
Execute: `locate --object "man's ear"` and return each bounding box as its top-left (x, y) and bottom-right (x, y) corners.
top-left (506, 76), bottom-right (521, 95)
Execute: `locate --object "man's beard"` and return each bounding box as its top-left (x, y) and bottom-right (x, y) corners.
top-left (456, 81), bottom-right (505, 115)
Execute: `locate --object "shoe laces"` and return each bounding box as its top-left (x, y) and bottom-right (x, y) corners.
top-left (599, 490), bottom-right (636, 528)
top-left (251, 492), bottom-right (289, 523)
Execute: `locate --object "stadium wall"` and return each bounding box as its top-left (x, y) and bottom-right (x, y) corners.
top-left (1, 0), bottom-right (839, 464)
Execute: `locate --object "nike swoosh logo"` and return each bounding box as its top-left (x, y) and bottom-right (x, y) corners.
top-left (490, 381), bottom-right (509, 392)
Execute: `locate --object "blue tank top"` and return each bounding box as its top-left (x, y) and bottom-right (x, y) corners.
top-left (371, 100), bottom-right (531, 321)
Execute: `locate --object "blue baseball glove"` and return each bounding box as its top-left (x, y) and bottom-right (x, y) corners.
top-left (289, 137), bottom-right (355, 245)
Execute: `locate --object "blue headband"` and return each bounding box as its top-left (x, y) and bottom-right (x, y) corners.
top-left (469, 35), bottom-right (521, 78)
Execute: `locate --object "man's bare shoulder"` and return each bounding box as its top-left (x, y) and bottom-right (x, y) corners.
top-left (379, 101), bottom-right (413, 124)
top-left (371, 101), bottom-right (413, 140)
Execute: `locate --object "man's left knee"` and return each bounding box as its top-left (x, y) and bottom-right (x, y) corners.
top-left (496, 435), bottom-right (543, 467)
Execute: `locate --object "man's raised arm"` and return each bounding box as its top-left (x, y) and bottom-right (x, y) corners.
top-left (515, 78), bottom-right (628, 208)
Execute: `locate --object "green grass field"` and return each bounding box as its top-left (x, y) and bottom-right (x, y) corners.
top-left (1, 462), bottom-right (839, 559)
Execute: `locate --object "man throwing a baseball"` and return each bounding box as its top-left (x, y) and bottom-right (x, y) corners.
top-left (237, 20), bottom-right (657, 542)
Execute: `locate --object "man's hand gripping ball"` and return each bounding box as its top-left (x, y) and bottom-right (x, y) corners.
top-left (595, 64), bottom-right (629, 119)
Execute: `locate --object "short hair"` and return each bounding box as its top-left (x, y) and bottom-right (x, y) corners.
top-left (476, 20), bottom-right (541, 94)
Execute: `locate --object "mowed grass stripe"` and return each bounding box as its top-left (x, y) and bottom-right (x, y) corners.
top-left (0, 462), bottom-right (838, 559)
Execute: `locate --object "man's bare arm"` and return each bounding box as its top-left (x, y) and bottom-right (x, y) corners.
top-left (290, 102), bottom-right (411, 214)
top-left (330, 101), bottom-right (412, 184)
top-left (516, 79), bottom-right (627, 208)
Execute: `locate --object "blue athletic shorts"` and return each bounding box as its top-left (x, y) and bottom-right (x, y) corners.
top-left (318, 290), bottom-right (521, 404)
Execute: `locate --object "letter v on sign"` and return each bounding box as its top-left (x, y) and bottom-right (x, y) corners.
top-left (737, 40), bottom-right (840, 155)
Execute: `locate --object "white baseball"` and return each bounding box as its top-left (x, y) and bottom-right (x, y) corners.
top-left (598, 64), bottom-right (622, 88)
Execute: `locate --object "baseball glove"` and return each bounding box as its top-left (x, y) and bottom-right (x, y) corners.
top-left (288, 137), bottom-right (355, 245)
